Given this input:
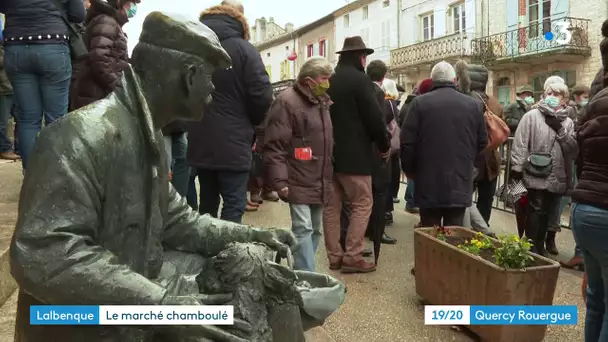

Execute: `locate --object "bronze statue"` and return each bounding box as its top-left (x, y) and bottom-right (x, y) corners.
top-left (8, 12), bottom-right (335, 342)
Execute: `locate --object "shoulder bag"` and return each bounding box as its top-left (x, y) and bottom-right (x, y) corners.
top-left (475, 93), bottom-right (510, 151)
top-left (387, 100), bottom-right (400, 154)
top-left (524, 135), bottom-right (556, 178)
top-left (50, 0), bottom-right (88, 60)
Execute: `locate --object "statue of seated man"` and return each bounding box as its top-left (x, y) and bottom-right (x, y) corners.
top-left (9, 12), bottom-right (316, 342)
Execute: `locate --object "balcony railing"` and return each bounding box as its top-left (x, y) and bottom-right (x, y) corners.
top-left (472, 17), bottom-right (590, 62)
top-left (390, 33), bottom-right (470, 70)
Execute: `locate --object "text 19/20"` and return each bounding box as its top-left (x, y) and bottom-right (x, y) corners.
top-left (431, 310), bottom-right (464, 321)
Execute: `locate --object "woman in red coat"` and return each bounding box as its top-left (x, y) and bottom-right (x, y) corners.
top-left (70, 0), bottom-right (139, 111)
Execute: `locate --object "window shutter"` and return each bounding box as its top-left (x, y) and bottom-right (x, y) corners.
top-left (434, 8), bottom-right (446, 37)
top-left (550, 0), bottom-right (568, 19)
top-left (506, 0), bottom-right (518, 31)
top-left (464, 0), bottom-right (475, 34)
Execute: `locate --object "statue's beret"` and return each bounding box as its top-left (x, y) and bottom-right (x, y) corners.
top-left (138, 11), bottom-right (231, 68)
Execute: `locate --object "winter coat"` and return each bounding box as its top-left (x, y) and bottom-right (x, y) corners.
top-left (0, 45), bottom-right (12, 95)
top-left (504, 99), bottom-right (530, 134)
top-left (69, 0), bottom-right (129, 110)
top-left (400, 82), bottom-right (488, 209)
top-left (263, 82), bottom-right (333, 205)
top-left (370, 82), bottom-right (390, 187)
top-left (589, 68), bottom-right (604, 100)
top-left (0, 0), bottom-right (85, 41)
top-left (11, 66), bottom-right (263, 342)
top-left (187, 5), bottom-right (273, 171)
top-left (510, 102), bottom-right (577, 194)
top-left (397, 94), bottom-right (416, 126)
top-left (455, 60), bottom-right (503, 181)
top-left (326, 61), bottom-right (390, 176)
top-left (572, 87), bottom-right (608, 209)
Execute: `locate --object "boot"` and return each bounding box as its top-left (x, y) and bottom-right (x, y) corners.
top-left (546, 231), bottom-right (559, 255)
top-left (381, 233), bottom-right (397, 244)
top-left (560, 255), bottom-right (584, 271)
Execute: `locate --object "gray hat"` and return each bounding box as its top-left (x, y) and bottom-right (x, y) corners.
top-left (516, 85), bottom-right (533, 95)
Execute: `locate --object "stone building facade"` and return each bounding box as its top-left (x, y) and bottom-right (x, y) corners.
top-left (297, 15), bottom-right (336, 67)
top-left (476, 0), bottom-right (605, 106)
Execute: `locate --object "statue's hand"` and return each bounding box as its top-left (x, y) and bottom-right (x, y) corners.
top-left (252, 228), bottom-right (298, 258)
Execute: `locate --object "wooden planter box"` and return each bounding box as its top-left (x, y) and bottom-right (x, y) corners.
top-left (414, 227), bottom-right (560, 342)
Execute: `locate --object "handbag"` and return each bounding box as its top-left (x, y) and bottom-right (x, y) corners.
top-left (50, 0), bottom-right (88, 60)
top-left (524, 137), bottom-right (556, 178)
top-left (496, 179), bottom-right (527, 207)
top-left (475, 93), bottom-right (510, 151)
top-left (387, 100), bottom-right (400, 154)
top-left (275, 249), bottom-right (346, 330)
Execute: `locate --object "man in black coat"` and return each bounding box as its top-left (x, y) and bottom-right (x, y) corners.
top-left (187, 1), bottom-right (273, 223)
top-left (323, 37), bottom-right (390, 274)
top-left (400, 61), bottom-right (487, 226)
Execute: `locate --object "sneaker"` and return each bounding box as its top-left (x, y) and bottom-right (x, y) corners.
top-left (250, 193), bottom-right (263, 204)
top-left (392, 197), bottom-right (400, 203)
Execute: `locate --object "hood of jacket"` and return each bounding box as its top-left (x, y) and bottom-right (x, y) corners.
top-left (455, 59), bottom-right (488, 94)
top-left (88, 0), bottom-right (129, 26)
top-left (200, 5), bottom-right (250, 41)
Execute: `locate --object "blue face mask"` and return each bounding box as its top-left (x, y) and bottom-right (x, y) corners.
top-left (580, 100), bottom-right (589, 107)
top-left (545, 95), bottom-right (560, 108)
top-left (124, 2), bottom-right (137, 18)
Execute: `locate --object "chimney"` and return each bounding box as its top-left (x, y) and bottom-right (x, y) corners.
top-left (260, 17), bottom-right (267, 41)
top-left (285, 23), bottom-right (294, 32)
top-left (268, 17), bottom-right (274, 23)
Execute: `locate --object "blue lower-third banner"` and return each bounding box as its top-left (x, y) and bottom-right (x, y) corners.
top-left (30, 305), bottom-right (234, 325)
top-left (424, 305), bottom-right (578, 325)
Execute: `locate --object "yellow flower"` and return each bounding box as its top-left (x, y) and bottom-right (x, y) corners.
top-left (471, 239), bottom-right (479, 244)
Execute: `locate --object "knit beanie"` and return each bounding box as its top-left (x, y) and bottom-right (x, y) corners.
top-left (418, 78), bottom-right (433, 95)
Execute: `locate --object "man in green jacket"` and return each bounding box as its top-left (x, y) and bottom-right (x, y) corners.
top-left (504, 85), bottom-right (534, 135)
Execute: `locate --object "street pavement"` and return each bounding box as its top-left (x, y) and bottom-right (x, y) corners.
top-left (0, 161), bottom-right (586, 341)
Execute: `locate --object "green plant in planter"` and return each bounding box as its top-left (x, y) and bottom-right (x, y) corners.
top-left (458, 232), bottom-right (493, 255)
top-left (436, 226), bottom-right (451, 241)
top-left (494, 234), bottom-right (534, 269)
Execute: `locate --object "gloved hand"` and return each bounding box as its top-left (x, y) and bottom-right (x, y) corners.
top-left (511, 170), bottom-right (523, 181)
top-left (251, 228), bottom-right (298, 258)
top-left (545, 116), bottom-right (563, 133)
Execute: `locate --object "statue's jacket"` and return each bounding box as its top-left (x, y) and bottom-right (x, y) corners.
top-left (10, 66), bottom-right (256, 341)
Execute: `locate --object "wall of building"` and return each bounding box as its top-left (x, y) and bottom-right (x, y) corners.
top-left (297, 20), bottom-right (336, 67)
top-left (259, 37), bottom-right (299, 83)
top-left (334, 0), bottom-right (399, 65)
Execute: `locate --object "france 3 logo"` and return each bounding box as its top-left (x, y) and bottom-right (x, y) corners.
top-left (544, 20), bottom-right (572, 44)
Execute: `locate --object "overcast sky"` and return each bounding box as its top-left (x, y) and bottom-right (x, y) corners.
top-left (124, 0), bottom-right (351, 52)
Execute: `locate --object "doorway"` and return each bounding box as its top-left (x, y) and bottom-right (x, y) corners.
top-left (496, 77), bottom-right (511, 108)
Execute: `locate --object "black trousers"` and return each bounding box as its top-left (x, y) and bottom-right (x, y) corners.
top-left (419, 207), bottom-right (466, 227)
top-left (389, 154), bottom-right (401, 198)
top-left (525, 189), bottom-right (560, 254)
top-left (475, 177), bottom-right (498, 224)
top-left (366, 185), bottom-right (387, 238)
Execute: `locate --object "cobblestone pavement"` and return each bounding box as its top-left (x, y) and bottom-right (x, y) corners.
top-left (0, 161), bottom-right (586, 341)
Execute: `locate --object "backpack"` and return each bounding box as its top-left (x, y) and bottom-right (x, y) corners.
top-left (475, 93), bottom-right (510, 151)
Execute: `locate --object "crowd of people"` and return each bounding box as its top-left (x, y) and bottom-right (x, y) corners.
top-left (3, 0), bottom-right (608, 340)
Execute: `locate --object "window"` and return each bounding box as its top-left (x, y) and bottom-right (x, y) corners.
top-left (362, 6), bottom-right (369, 20)
top-left (266, 52), bottom-right (270, 57)
top-left (344, 14), bottom-right (350, 28)
top-left (265, 65), bottom-right (272, 80)
top-left (451, 2), bottom-right (466, 33)
top-left (285, 45), bottom-right (289, 51)
top-left (421, 14), bottom-right (434, 41)
top-left (531, 70), bottom-right (576, 100)
top-left (381, 20), bottom-right (390, 48)
top-left (306, 44), bottom-right (314, 57)
top-left (528, 0), bottom-right (552, 38)
top-left (280, 60), bottom-right (290, 80)
top-left (319, 39), bottom-right (327, 57)
top-left (360, 28), bottom-right (370, 46)
top-left (382, 0), bottom-right (390, 8)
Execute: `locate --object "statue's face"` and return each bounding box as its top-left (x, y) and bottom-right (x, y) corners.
top-left (179, 60), bottom-right (216, 121)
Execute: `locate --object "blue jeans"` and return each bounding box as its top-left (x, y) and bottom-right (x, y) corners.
top-left (289, 204), bottom-right (323, 272)
top-left (571, 203), bottom-right (608, 342)
top-left (163, 133), bottom-right (190, 197)
top-left (3, 43), bottom-right (71, 169)
top-left (194, 169), bottom-right (249, 223)
top-left (405, 179), bottom-right (416, 209)
top-left (0, 95), bottom-right (13, 153)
